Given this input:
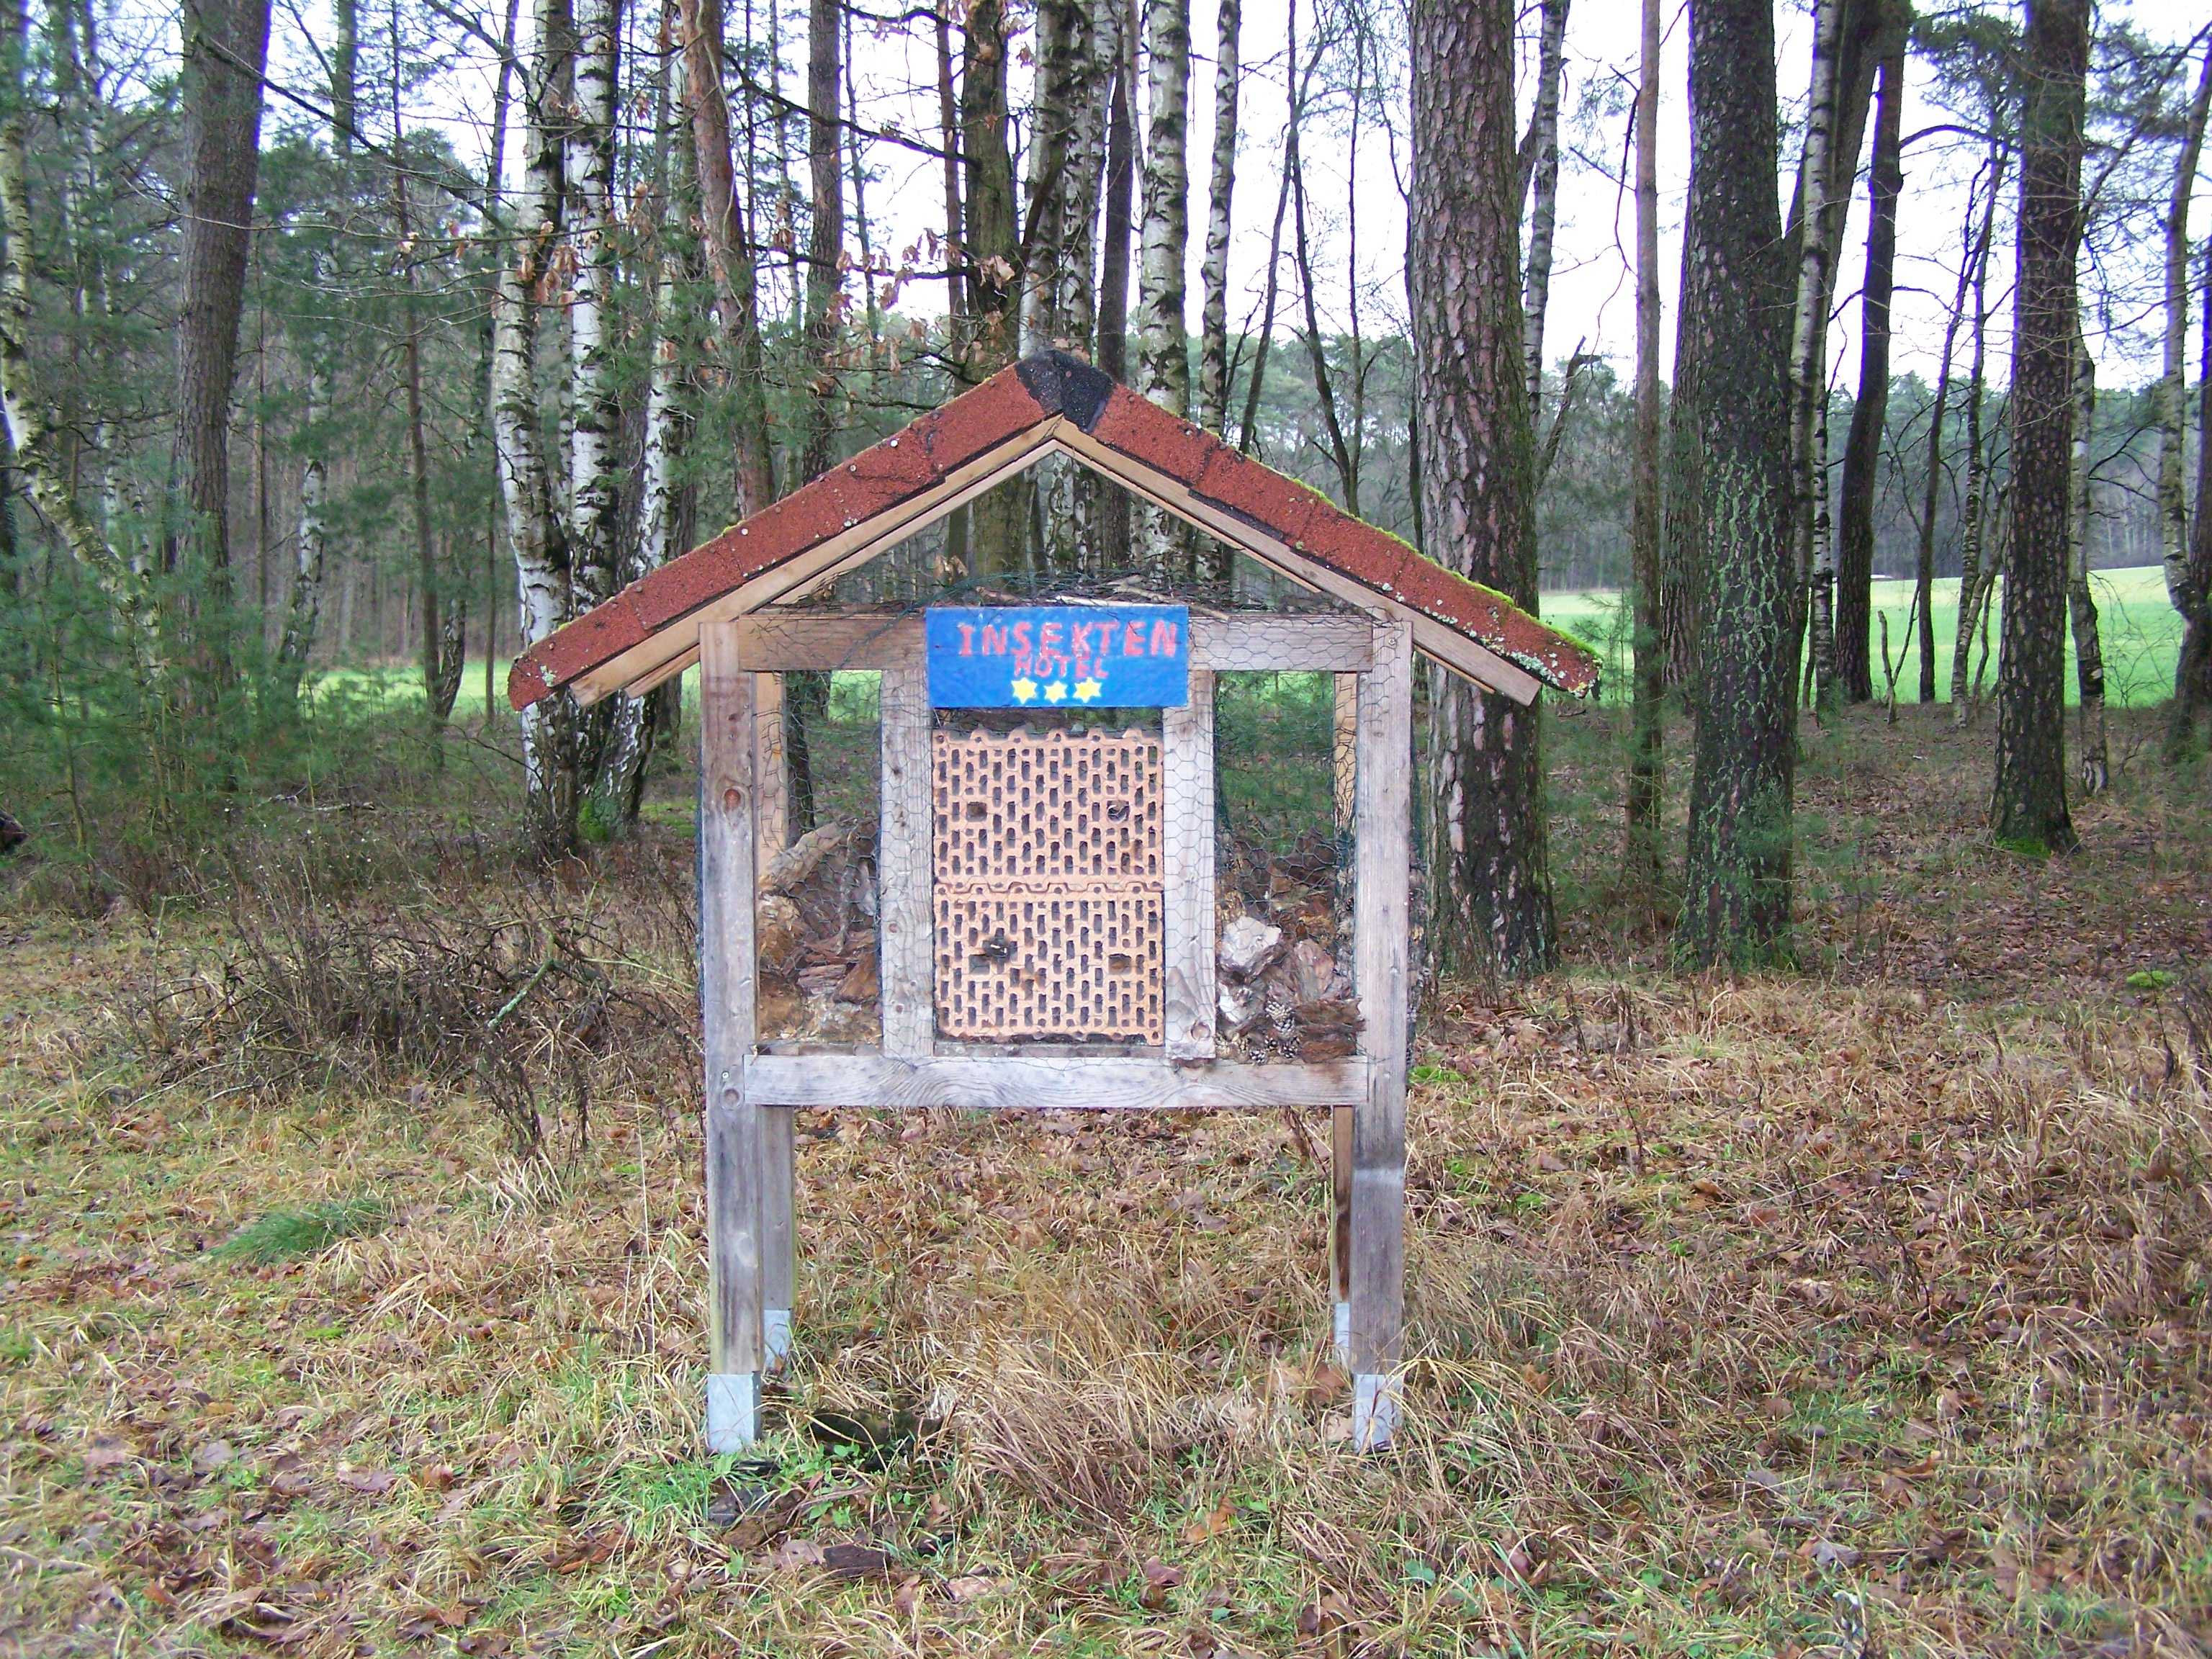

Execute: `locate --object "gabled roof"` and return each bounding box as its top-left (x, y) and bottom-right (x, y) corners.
top-left (507, 352), bottom-right (1601, 711)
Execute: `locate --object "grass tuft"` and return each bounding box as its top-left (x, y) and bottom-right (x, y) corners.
top-left (212, 1197), bottom-right (390, 1264)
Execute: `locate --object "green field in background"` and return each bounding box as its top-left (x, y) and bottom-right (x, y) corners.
top-left (1545, 565), bottom-right (2182, 709)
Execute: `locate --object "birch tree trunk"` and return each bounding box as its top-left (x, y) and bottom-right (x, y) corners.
top-left (2066, 329), bottom-right (2106, 795)
top-left (1948, 148), bottom-right (2004, 725)
top-left (1095, 4), bottom-right (1136, 554)
top-left (2167, 244), bottom-right (2212, 760)
top-left (2158, 45), bottom-right (2211, 612)
top-left (680, 0), bottom-right (774, 516)
top-left (498, 0), bottom-right (579, 857)
top-left (592, 23), bottom-right (698, 829)
top-left (1521, 0), bottom-right (1568, 410)
top-left (1410, 0), bottom-right (1555, 977)
top-left (1990, 0), bottom-right (2088, 855)
top-left (1787, 0), bottom-right (1842, 714)
top-left (1677, 0), bottom-right (1797, 968)
top-left (0, 0), bottom-right (157, 668)
top-left (1624, 0), bottom-right (1663, 904)
top-left (1133, 0), bottom-right (1191, 578)
top-left (1911, 156), bottom-right (1990, 705)
top-left (1834, 0), bottom-right (1907, 703)
top-left (1196, 0), bottom-right (1239, 435)
top-left (566, 0), bottom-right (621, 609)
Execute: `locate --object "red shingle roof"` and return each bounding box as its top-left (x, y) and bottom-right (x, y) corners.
top-left (508, 352), bottom-right (1601, 709)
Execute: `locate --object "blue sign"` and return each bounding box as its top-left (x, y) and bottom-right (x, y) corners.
top-left (925, 605), bottom-right (1190, 709)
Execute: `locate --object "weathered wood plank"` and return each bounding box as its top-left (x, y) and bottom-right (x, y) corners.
top-left (1349, 618), bottom-right (1413, 1449)
top-left (877, 665), bottom-right (935, 1056)
top-left (716, 610), bottom-right (1376, 673)
top-left (1331, 1102), bottom-right (1353, 1359)
top-left (746, 1054), bottom-right (1371, 1112)
top-left (698, 621), bottom-right (765, 1448)
top-left (754, 673), bottom-right (788, 865)
top-left (1162, 669), bottom-right (1218, 1061)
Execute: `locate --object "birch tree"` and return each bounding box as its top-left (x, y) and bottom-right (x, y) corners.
top-left (1624, 0), bottom-right (1663, 904)
top-left (1197, 0), bottom-right (1240, 434)
top-left (2066, 331), bottom-right (2107, 795)
top-left (497, 0), bottom-right (578, 856)
top-left (1990, 0), bottom-right (2090, 856)
top-left (1410, 0), bottom-right (1556, 976)
top-left (2158, 45), bottom-right (2212, 616)
top-left (566, 0), bottom-right (621, 621)
top-left (2169, 246), bottom-right (2212, 758)
top-left (1948, 146), bottom-right (2005, 724)
top-left (1788, 0), bottom-right (1843, 711)
top-left (1520, 0), bottom-right (1568, 410)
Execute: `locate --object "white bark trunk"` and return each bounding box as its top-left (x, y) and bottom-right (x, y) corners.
top-left (2069, 328), bottom-right (2106, 794)
top-left (567, 0), bottom-right (620, 606)
top-left (2160, 46), bottom-right (2212, 610)
top-left (1787, 0), bottom-right (1842, 620)
top-left (1196, 0), bottom-right (1238, 433)
top-left (1521, 0), bottom-right (1568, 410)
top-left (1133, 0), bottom-right (1190, 577)
top-left (1949, 143), bottom-right (2004, 725)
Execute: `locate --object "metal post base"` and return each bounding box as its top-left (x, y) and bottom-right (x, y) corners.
top-left (1352, 1372), bottom-right (1398, 1452)
top-left (706, 1372), bottom-right (759, 1453)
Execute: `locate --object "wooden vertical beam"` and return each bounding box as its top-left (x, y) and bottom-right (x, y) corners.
top-left (699, 621), bottom-right (765, 1450)
top-left (1330, 1104), bottom-right (1353, 1360)
top-left (1349, 618), bottom-right (1413, 1450)
top-left (878, 665), bottom-right (935, 1056)
top-left (1163, 670), bottom-right (1218, 1060)
top-left (752, 671), bottom-right (794, 1370)
top-left (1330, 671), bottom-right (1359, 1360)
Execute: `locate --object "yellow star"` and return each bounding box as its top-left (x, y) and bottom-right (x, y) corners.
top-left (1073, 677), bottom-right (1103, 703)
top-left (1043, 680), bottom-right (1068, 704)
top-left (1010, 677), bottom-right (1038, 703)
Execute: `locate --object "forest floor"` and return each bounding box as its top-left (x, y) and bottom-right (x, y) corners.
top-left (1, 701), bottom-right (2209, 1658)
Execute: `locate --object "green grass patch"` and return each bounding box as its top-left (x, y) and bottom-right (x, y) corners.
top-left (212, 1197), bottom-right (390, 1265)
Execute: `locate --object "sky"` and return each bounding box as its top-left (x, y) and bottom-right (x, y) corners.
top-left (240, 0), bottom-right (2212, 392)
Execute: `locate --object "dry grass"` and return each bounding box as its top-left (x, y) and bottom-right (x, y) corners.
top-left (1, 703), bottom-right (2209, 1658)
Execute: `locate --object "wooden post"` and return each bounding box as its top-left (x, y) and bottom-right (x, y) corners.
top-left (700, 621), bottom-right (766, 1450)
top-left (753, 672), bottom-right (793, 1371)
top-left (1330, 671), bottom-right (1358, 1360)
top-left (1349, 619), bottom-right (1412, 1449)
top-left (1163, 668), bottom-right (1218, 1060)
top-left (878, 664), bottom-right (935, 1056)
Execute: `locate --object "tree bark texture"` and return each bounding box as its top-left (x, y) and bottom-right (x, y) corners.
top-left (680, 0), bottom-right (773, 516)
top-left (168, 0), bottom-right (273, 663)
top-left (2066, 331), bottom-right (2105, 796)
top-left (1624, 0), bottom-right (1663, 902)
top-left (2159, 46), bottom-right (2212, 613)
top-left (1197, 0), bottom-right (1240, 435)
top-left (1833, 0), bottom-right (1907, 703)
top-left (1133, 0), bottom-right (1190, 578)
top-left (800, 0), bottom-right (843, 482)
top-left (1408, 0), bottom-right (1556, 978)
top-left (1676, 0), bottom-right (1797, 968)
top-left (566, 0), bottom-right (621, 607)
top-left (2168, 245), bottom-right (2212, 760)
top-left (1787, 0), bottom-right (1841, 714)
top-left (1521, 0), bottom-right (1568, 410)
top-left (958, 0), bottom-right (1021, 574)
top-left (1990, 0), bottom-right (2087, 855)
top-left (1949, 147), bottom-right (2004, 724)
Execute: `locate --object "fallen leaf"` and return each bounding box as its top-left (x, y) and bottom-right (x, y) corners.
top-left (943, 1573), bottom-right (1001, 1601)
top-left (821, 1542), bottom-right (891, 1579)
top-left (191, 1439), bottom-right (236, 1474)
top-left (768, 1537), bottom-right (825, 1573)
top-left (334, 1468), bottom-right (397, 1495)
top-left (416, 1463), bottom-right (457, 1492)
top-left (1181, 1494), bottom-right (1236, 1545)
top-left (82, 1438), bottom-right (135, 1473)
top-left (1139, 1556), bottom-right (1183, 1609)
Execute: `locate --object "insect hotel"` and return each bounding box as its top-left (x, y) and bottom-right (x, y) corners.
top-left (508, 354), bottom-right (1599, 1452)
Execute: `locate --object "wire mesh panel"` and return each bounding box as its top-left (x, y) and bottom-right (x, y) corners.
top-left (932, 727), bottom-right (1164, 1041)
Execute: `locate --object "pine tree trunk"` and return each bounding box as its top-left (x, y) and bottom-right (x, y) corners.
top-left (1624, 0), bottom-right (1663, 904)
top-left (680, 0), bottom-right (774, 516)
top-left (2066, 330), bottom-right (2106, 796)
top-left (800, 0), bottom-right (842, 482)
top-left (1949, 149), bottom-right (2004, 725)
top-left (1196, 0), bottom-right (1239, 435)
top-left (1410, 0), bottom-right (1555, 978)
top-left (168, 0), bottom-right (273, 683)
top-left (1990, 0), bottom-right (2088, 856)
top-left (498, 0), bottom-right (580, 858)
top-left (958, 0), bottom-right (1021, 575)
top-left (1520, 0), bottom-right (1568, 410)
top-left (2159, 47), bottom-right (2212, 614)
top-left (1833, 0), bottom-right (1906, 703)
top-left (1676, 0), bottom-right (1797, 968)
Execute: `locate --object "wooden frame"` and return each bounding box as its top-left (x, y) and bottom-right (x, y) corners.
top-left (695, 608), bottom-right (1412, 1454)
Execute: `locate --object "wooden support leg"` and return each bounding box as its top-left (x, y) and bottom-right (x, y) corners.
top-left (1331, 1104), bottom-right (1353, 1363)
top-left (702, 623), bottom-right (765, 1452)
top-left (762, 1107), bottom-right (794, 1372)
top-left (1349, 621), bottom-right (1413, 1451)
